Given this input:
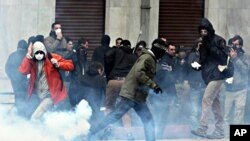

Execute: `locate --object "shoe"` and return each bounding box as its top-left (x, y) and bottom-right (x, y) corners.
top-left (127, 133), bottom-right (135, 141)
top-left (191, 128), bottom-right (207, 138)
top-left (99, 127), bottom-right (112, 140)
top-left (206, 131), bottom-right (225, 139)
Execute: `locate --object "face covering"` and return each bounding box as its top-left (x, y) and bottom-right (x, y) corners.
top-left (35, 53), bottom-right (44, 61)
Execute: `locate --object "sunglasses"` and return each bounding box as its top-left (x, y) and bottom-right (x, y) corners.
top-left (35, 51), bottom-right (44, 55)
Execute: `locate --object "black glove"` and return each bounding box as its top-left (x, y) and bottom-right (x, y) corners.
top-left (153, 86), bottom-right (162, 94)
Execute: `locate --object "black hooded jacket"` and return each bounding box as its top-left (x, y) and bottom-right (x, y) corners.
top-left (92, 35), bottom-right (111, 66)
top-left (5, 40), bottom-right (28, 94)
top-left (104, 45), bottom-right (137, 81)
top-left (198, 18), bottom-right (233, 84)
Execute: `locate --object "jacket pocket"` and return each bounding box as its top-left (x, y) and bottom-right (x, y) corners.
top-left (134, 86), bottom-right (148, 103)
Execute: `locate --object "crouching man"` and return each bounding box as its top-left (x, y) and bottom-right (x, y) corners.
top-left (87, 38), bottom-right (166, 141)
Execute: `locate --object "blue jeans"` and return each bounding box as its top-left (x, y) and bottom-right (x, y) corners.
top-left (189, 87), bottom-right (204, 129)
top-left (89, 96), bottom-right (156, 141)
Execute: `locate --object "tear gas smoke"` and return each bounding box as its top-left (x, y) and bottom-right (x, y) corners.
top-left (0, 100), bottom-right (92, 141)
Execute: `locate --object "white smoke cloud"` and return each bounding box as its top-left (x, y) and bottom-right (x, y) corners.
top-left (0, 100), bottom-right (92, 141)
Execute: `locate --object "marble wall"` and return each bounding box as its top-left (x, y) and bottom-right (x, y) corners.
top-left (105, 0), bottom-right (141, 47)
top-left (0, 0), bottom-right (55, 76)
top-left (205, 0), bottom-right (250, 53)
top-left (105, 0), bottom-right (159, 48)
top-left (0, 0), bottom-right (55, 91)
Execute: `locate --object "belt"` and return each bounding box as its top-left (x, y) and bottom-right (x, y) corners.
top-left (112, 77), bottom-right (126, 80)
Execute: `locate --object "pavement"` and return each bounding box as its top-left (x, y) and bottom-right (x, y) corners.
top-left (93, 125), bottom-right (230, 141)
top-left (99, 139), bottom-right (229, 141)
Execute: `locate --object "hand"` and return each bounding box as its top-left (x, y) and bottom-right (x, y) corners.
top-left (57, 33), bottom-right (63, 40)
top-left (55, 28), bottom-right (63, 40)
top-left (198, 42), bottom-right (202, 48)
top-left (51, 58), bottom-right (60, 68)
top-left (153, 86), bottom-right (162, 94)
top-left (225, 77), bottom-right (234, 84)
top-left (191, 61), bottom-right (201, 69)
top-left (26, 43), bottom-right (33, 59)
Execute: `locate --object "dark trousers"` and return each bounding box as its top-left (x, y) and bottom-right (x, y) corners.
top-left (90, 96), bottom-right (156, 141)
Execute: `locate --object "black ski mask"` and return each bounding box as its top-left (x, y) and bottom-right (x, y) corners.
top-left (151, 38), bottom-right (166, 60)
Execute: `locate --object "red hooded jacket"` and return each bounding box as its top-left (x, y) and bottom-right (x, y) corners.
top-left (19, 53), bottom-right (74, 104)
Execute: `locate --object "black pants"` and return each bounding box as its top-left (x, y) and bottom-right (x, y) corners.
top-left (90, 96), bottom-right (156, 141)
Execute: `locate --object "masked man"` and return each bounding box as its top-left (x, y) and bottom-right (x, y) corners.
top-left (87, 38), bottom-right (166, 141)
top-left (191, 18), bottom-right (234, 139)
top-left (19, 41), bottom-right (74, 120)
top-left (44, 22), bottom-right (68, 58)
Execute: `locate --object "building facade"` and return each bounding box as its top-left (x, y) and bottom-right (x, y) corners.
top-left (0, 0), bottom-right (249, 91)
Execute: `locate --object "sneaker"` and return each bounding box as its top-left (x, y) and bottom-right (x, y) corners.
top-left (191, 128), bottom-right (207, 138)
top-left (206, 131), bottom-right (225, 139)
top-left (127, 133), bottom-right (135, 141)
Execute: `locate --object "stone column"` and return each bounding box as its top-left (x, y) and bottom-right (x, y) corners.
top-left (205, 0), bottom-right (250, 53)
top-left (105, 0), bottom-right (159, 47)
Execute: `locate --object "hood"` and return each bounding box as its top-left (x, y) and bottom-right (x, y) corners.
top-left (120, 45), bottom-right (133, 54)
top-left (198, 18), bottom-right (215, 37)
top-left (101, 35), bottom-right (110, 47)
top-left (32, 41), bottom-right (47, 56)
top-left (17, 39), bottom-right (28, 50)
top-left (120, 39), bottom-right (133, 54)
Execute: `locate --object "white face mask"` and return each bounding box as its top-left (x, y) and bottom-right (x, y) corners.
top-left (35, 53), bottom-right (44, 61)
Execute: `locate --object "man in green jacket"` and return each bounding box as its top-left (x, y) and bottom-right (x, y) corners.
top-left (87, 38), bottom-right (166, 141)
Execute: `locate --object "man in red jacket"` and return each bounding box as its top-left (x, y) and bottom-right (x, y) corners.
top-left (19, 41), bottom-right (74, 120)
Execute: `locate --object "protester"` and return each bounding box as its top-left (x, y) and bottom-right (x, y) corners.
top-left (5, 40), bottom-right (29, 117)
top-left (87, 38), bottom-right (166, 141)
top-left (19, 41), bottom-right (74, 120)
top-left (191, 18), bottom-right (234, 139)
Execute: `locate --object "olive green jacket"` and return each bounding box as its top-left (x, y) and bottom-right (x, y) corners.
top-left (119, 49), bottom-right (157, 103)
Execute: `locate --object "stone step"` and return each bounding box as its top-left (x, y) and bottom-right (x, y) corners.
top-left (0, 104), bottom-right (15, 111)
top-left (0, 78), bottom-right (13, 93)
top-left (96, 125), bottom-right (191, 140)
top-left (95, 124), bottom-right (224, 140)
top-left (0, 93), bottom-right (15, 104)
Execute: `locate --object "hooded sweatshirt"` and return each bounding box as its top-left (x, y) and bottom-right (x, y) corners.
top-left (32, 42), bottom-right (50, 99)
top-left (104, 44), bottom-right (137, 80)
top-left (19, 41), bottom-right (74, 104)
top-left (92, 35), bottom-right (111, 66)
